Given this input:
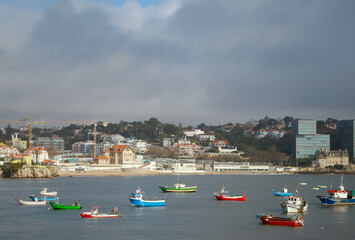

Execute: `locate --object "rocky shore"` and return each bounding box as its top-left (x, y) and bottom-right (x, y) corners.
top-left (0, 167), bottom-right (60, 178)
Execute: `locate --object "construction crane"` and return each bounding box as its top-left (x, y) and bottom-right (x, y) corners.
top-left (0, 117), bottom-right (46, 148)
top-left (46, 120), bottom-right (107, 158)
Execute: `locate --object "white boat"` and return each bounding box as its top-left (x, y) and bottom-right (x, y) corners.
top-left (280, 195), bottom-right (308, 213)
top-left (15, 198), bottom-right (47, 206)
top-left (311, 186), bottom-right (320, 190)
top-left (299, 183), bottom-right (307, 186)
top-left (317, 185), bottom-right (327, 188)
top-left (40, 188), bottom-right (57, 196)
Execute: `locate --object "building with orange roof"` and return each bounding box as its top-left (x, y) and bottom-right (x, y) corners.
top-left (109, 144), bottom-right (137, 165)
top-left (4, 153), bottom-right (32, 166)
top-left (0, 145), bottom-right (20, 158)
top-left (93, 155), bottom-right (110, 165)
top-left (25, 147), bottom-right (49, 164)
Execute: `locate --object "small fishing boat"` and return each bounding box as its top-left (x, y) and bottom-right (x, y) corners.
top-left (299, 183), bottom-right (307, 186)
top-left (256, 214), bottom-right (304, 227)
top-left (311, 186), bottom-right (320, 190)
top-left (40, 188), bottom-right (57, 196)
top-left (272, 187), bottom-right (293, 196)
top-left (317, 185), bottom-right (327, 188)
top-left (28, 195), bottom-right (57, 201)
top-left (80, 207), bottom-right (121, 218)
top-left (280, 195), bottom-right (308, 213)
top-left (49, 200), bottom-right (82, 210)
top-left (15, 198), bottom-right (47, 206)
top-left (214, 186), bottom-right (246, 201)
top-left (129, 186), bottom-right (165, 207)
top-left (317, 176), bottom-right (355, 206)
top-left (159, 182), bottom-right (197, 193)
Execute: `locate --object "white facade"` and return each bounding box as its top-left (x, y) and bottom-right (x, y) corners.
top-left (213, 162), bottom-right (270, 172)
top-left (184, 129), bottom-right (204, 137)
top-left (218, 147), bottom-right (238, 154)
top-left (0, 146), bottom-right (20, 158)
top-left (197, 134), bottom-right (216, 141)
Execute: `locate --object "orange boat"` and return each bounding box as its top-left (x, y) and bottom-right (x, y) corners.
top-left (256, 214), bottom-right (304, 227)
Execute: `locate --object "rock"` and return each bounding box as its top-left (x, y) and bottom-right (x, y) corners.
top-left (8, 167), bottom-right (60, 178)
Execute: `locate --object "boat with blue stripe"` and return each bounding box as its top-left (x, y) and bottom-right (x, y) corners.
top-left (129, 186), bottom-right (165, 207)
top-left (272, 186), bottom-right (293, 196)
top-left (28, 195), bottom-right (57, 201)
top-left (317, 177), bottom-right (355, 206)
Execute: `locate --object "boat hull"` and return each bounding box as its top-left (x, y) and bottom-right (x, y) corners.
top-left (258, 215), bottom-right (304, 227)
top-left (281, 202), bottom-right (308, 213)
top-left (15, 198), bottom-right (46, 206)
top-left (272, 191), bottom-right (293, 196)
top-left (28, 195), bottom-right (57, 201)
top-left (214, 194), bottom-right (246, 201)
top-left (80, 212), bottom-right (119, 218)
top-left (317, 196), bottom-right (355, 206)
top-left (159, 186), bottom-right (197, 193)
top-left (49, 202), bottom-right (82, 210)
top-left (129, 198), bottom-right (165, 207)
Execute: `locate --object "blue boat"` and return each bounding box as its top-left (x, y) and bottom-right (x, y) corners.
top-left (317, 177), bottom-right (355, 206)
top-left (129, 186), bottom-right (165, 207)
top-left (272, 187), bottom-right (294, 196)
top-left (28, 195), bottom-right (57, 201)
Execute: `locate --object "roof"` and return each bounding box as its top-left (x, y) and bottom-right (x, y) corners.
top-left (41, 159), bottom-right (56, 164)
top-left (110, 144), bottom-right (136, 153)
top-left (95, 155), bottom-right (109, 160)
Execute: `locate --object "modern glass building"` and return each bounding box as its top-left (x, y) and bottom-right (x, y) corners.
top-left (337, 120), bottom-right (355, 159)
top-left (292, 119), bottom-right (330, 159)
top-left (293, 134), bottom-right (330, 159)
top-left (292, 119), bottom-right (316, 135)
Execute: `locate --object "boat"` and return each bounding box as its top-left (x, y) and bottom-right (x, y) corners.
top-left (15, 198), bottom-right (47, 206)
top-left (317, 176), bottom-right (355, 206)
top-left (299, 182), bottom-right (307, 186)
top-left (256, 214), bottom-right (304, 227)
top-left (214, 186), bottom-right (246, 201)
top-left (129, 186), bottom-right (165, 207)
top-left (311, 186), bottom-right (319, 190)
top-left (40, 188), bottom-right (57, 196)
top-left (80, 207), bottom-right (121, 218)
top-left (49, 200), bottom-right (82, 210)
top-left (272, 186), bottom-right (293, 196)
top-left (159, 182), bottom-right (197, 193)
top-left (28, 195), bottom-right (57, 201)
top-left (317, 185), bottom-right (327, 188)
top-left (280, 195), bottom-right (308, 213)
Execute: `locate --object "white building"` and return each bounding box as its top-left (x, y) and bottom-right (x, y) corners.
top-left (218, 146), bottom-right (238, 154)
top-left (184, 129), bottom-right (204, 137)
top-left (24, 147), bottom-right (49, 164)
top-left (197, 134), bottom-right (216, 141)
top-left (213, 162), bottom-right (270, 172)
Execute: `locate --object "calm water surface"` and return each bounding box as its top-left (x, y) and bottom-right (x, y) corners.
top-left (0, 174), bottom-right (354, 240)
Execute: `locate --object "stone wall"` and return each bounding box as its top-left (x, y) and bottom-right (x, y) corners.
top-left (1, 167), bottom-right (60, 178)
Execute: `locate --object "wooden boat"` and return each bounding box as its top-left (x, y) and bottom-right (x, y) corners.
top-left (28, 195), bottom-right (57, 201)
top-left (49, 201), bottom-right (82, 210)
top-left (15, 198), bottom-right (47, 206)
top-left (129, 186), bottom-right (165, 207)
top-left (80, 207), bottom-right (121, 218)
top-left (272, 187), bottom-right (293, 196)
top-left (317, 176), bottom-right (355, 206)
top-left (280, 195), bottom-right (308, 213)
top-left (214, 186), bottom-right (246, 201)
top-left (40, 188), bottom-right (57, 196)
top-left (159, 182), bottom-right (197, 193)
top-left (256, 214), bottom-right (304, 227)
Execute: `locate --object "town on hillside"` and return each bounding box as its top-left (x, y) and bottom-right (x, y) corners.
top-left (0, 116), bottom-right (354, 176)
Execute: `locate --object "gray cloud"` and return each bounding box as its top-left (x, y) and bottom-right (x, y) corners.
top-left (0, 0), bottom-right (354, 127)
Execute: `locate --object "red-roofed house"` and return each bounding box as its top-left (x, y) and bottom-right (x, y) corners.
top-left (94, 155), bottom-right (110, 165)
top-left (109, 144), bottom-right (136, 165)
top-left (211, 140), bottom-right (229, 148)
top-left (40, 159), bottom-right (57, 166)
top-left (4, 153), bottom-right (32, 166)
top-left (25, 147), bottom-right (49, 164)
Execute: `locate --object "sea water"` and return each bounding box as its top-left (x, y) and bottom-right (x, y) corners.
top-left (0, 174), bottom-right (354, 240)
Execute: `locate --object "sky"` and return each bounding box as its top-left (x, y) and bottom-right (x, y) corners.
top-left (1, 0), bottom-right (354, 127)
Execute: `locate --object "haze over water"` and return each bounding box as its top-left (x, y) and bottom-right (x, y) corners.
top-left (1, 174), bottom-right (354, 240)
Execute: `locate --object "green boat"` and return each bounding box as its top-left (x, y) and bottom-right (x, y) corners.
top-left (159, 183), bottom-right (197, 193)
top-left (49, 201), bottom-right (82, 210)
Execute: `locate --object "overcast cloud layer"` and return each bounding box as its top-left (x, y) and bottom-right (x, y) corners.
top-left (1, 0), bottom-right (354, 126)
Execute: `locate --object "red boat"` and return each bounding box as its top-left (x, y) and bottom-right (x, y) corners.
top-left (214, 186), bottom-right (246, 201)
top-left (80, 207), bottom-right (121, 218)
top-left (257, 214), bottom-right (304, 227)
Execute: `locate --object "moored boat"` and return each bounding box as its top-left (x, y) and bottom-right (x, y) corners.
top-left (15, 198), bottom-right (47, 206)
top-left (256, 214), bottom-right (304, 227)
top-left (272, 187), bottom-right (293, 196)
top-left (49, 201), bottom-right (82, 210)
top-left (280, 195), bottom-right (308, 213)
top-left (214, 186), bottom-right (246, 201)
top-left (40, 188), bottom-right (57, 196)
top-left (299, 182), bottom-right (307, 186)
top-left (28, 195), bottom-right (57, 201)
top-left (129, 186), bottom-right (165, 207)
top-left (317, 177), bottom-right (355, 206)
top-left (80, 207), bottom-right (121, 218)
top-left (159, 182), bottom-right (197, 193)
top-left (311, 186), bottom-right (320, 190)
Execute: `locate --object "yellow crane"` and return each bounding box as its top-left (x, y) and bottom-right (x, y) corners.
top-left (0, 117), bottom-right (46, 148)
